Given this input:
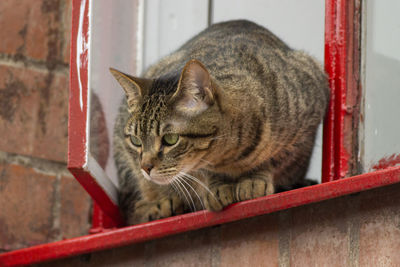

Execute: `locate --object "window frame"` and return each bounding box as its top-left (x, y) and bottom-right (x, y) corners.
top-left (322, 0), bottom-right (362, 182)
top-left (1, 0), bottom-right (400, 266)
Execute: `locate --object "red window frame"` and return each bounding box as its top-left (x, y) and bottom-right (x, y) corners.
top-left (1, 0), bottom-right (400, 266)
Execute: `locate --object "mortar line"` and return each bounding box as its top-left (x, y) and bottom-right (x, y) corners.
top-left (278, 209), bottom-right (291, 267)
top-left (0, 54), bottom-right (69, 75)
top-left (0, 150), bottom-right (72, 177)
top-left (348, 195), bottom-right (360, 267)
top-left (210, 225), bottom-right (221, 267)
top-left (52, 174), bottom-right (62, 241)
top-left (58, 0), bottom-right (68, 66)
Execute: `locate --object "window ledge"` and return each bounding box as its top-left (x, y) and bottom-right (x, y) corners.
top-left (1, 166), bottom-right (400, 267)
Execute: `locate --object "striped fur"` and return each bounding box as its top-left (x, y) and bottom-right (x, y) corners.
top-left (112, 20), bottom-right (329, 224)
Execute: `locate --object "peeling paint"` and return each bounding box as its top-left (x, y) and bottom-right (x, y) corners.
top-left (372, 154), bottom-right (400, 171)
top-left (76, 0), bottom-right (89, 111)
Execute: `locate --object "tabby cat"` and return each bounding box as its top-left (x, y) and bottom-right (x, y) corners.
top-left (111, 20), bottom-right (329, 225)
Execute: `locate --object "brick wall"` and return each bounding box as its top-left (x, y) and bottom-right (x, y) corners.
top-left (0, 0), bottom-right (92, 252)
top-left (38, 183), bottom-right (400, 267)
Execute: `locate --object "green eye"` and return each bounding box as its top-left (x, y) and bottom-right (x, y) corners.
top-left (130, 136), bottom-right (142, 147)
top-left (162, 134), bottom-right (179, 146)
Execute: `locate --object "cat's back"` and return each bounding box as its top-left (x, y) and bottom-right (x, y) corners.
top-left (180, 20), bottom-right (290, 52)
top-left (143, 20), bottom-right (291, 78)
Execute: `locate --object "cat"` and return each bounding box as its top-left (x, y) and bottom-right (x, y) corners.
top-left (110, 20), bottom-right (329, 225)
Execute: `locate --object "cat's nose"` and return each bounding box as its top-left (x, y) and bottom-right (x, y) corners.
top-left (141, 163), bottom-right (154, 175)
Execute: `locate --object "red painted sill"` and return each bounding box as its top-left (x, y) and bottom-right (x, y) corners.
top-left (1, 166), bottom-right (400, 267)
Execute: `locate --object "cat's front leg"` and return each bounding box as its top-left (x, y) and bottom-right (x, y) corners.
top-left (203, 179), bottom-right (235, 212)
top-left (129, 195), bottom-right (184, 224)
top-left (235, 171), bottom-right (275, 202)
top-left (202, 171), bottom-right (274, 212)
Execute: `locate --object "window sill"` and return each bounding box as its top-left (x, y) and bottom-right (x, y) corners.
top-left (1, 165), bottom-right (399, 267)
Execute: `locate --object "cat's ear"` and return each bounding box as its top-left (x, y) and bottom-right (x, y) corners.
top-left (109, 68), bottom-right (151, 109)
top-left (171, 59), bottom-right (214, 116)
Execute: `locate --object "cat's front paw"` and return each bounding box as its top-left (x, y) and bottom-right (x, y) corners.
top-left (129, 196), bottom-right (183, 224)
top-left (203, 184), bottom-right (234, 211)
top-left (235, 178), bottom-right (274, 202)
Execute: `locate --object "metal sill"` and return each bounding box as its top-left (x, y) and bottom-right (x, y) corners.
top-left (1, 165), bottom-right (399, 267)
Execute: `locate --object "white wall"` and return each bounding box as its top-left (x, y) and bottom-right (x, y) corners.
top-left (212, 0), bottom-right (325, 60)
top-left (143, 0), bottom-right (209, 69)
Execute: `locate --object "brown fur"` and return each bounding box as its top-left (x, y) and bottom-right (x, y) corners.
top-left (111, 20), bottom-right (329, 224)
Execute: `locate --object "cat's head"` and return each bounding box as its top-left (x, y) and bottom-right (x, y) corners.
top-left (110, 59), bottom-right (222, 185)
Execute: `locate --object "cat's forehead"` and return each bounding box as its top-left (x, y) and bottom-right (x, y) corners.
top-left (149, 73), bottom-right (180, 95)
top-left (125, 97), bottom-right (169, 136)
top-left (125, 73), bottom-right (180, 136)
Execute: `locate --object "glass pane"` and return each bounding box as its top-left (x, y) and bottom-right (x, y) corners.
top-left (89, 0), bottom-right (138, 188)
top-left (361, 0), bottom-right (400, 172)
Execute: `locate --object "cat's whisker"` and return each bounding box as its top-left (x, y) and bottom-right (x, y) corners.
top-left (175, 174), bottom-right (196, 212)
top-left (171, 179), bottom-right (192, 213)
top-left (180, 178), bottom-right (197, 212)
top-left (210, 134), bottom-right (239, 141)
top-left (172, 178), bottom-right (192, 212)
top-left (180, 172), bottom-right (213, 195)
top-left (199, 158), bottom-right (214, 166)
top-left (170, 180), bottom-right (181, 199)
top-left (178, 173), bottom-right (205, 212)
top-left (213, 135), bottom-right (234, 140)
top-left (180, 172), bottom-right (218, 204)
top-left (210, 134), bottom-right (227, 140)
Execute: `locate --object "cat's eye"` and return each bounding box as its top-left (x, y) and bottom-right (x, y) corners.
top-left (130, 135), bottom-right (142, 147)
top-left (162, 133), bottom-right (179, 146)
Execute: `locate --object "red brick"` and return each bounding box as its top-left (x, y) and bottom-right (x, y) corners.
top-left (32, 71), bottom-right (69, 162)
top-left (219, 214), bottom-right (279, 267)
top-left (290, 198), bottom-right (350, 267)
top-left (0, 163), bottom-right (56, 250)
top-left (0, 0), bottom-right (28, 56)
top-left (0, 0), bottom-right (68, 64)
top-left (61, 0), bottom-right (72, 65)
top-left (88, 243), bottom-right (146, 267)
top-left (359, 184), bottom-right (400, 266)
top-left (42, 227), bottom-right (216, 266)
top-left (25, 0), bottom-right (60, 62)
top-left (37, 243), bottom-right (147, 267)
top-left (148, 228), bottom-right (215, 266)
top-left (0, 65), bottom-right (68, 162)
top-left (59, 176), bottom-right (91, 239)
